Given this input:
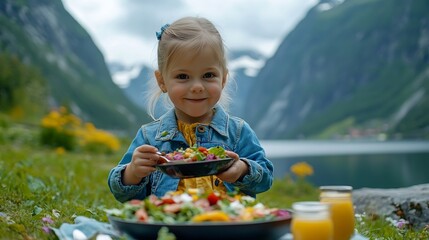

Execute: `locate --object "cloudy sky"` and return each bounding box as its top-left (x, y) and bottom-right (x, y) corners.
top-left (62, 0), bottom-right (317, 69)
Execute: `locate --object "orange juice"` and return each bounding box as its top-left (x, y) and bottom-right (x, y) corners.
top-left (291, 201), bottom-right (333, 240)
top-left (292, 218), bottom-right (333, 240)
top-left (320, 186), bottom-right (355, 240)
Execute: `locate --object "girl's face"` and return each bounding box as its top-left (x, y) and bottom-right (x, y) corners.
top-left (156, 46), bottom-right (227, 123)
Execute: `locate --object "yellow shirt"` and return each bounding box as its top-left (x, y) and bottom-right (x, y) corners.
top-left (176, 120), bottom-right (227, 193)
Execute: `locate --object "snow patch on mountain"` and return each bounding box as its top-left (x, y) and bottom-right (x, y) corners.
top-left (317, 0), bottom-right (345, 12)
top-left (229, 55), bottom-right (265, 77)
top-left (111, 64), bottom-right (143, 88)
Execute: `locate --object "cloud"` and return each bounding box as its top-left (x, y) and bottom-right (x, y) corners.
top-left (112, 0), bottom-right (189, 39)
top-left (62, 0), bottom-right (317, 66)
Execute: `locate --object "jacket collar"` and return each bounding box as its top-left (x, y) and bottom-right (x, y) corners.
top-left (155, 105), bottom-right (229, 141)
top-left (209, 106), bottom-right (229, 137)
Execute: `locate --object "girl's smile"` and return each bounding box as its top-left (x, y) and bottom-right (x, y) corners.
top-left (186, 98), bottom-right (207, 102)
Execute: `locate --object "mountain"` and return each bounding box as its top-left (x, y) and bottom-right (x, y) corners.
top-left (0, 0), bottom-right (151, 133)
top-left (109, 63), bottom-right (154, 110)
top-left (227, 50), bottom-right (266, 118)
top-left (244, 0), bottom-right (429, 139)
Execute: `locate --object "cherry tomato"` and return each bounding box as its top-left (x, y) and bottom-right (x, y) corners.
top-left (161, 198), bottom-right (175, 205)
top-left (207, 192), bottom-right (220, 205)
top-left (198, 147), bottom-right (209, 155)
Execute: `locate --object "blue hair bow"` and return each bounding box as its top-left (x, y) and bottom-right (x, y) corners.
top-left (156, 24), bottom-right (170, 40)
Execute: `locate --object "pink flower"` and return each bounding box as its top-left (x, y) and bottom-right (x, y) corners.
top-left (395, 219), bottom-right (408, 229)
top-left (42, 226), bottom-right (51, 234)
top-left (42, 217), bottom-right (54, 224)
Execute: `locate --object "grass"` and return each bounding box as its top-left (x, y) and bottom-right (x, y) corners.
top-left (0, 124), bottom-right (123, 239)
top-left (355, 215), bottom-right (429, 239)
top-left (0, 124), bottom-right (428, 239)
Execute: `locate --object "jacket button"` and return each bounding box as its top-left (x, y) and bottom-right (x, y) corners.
top-left (215, 178), bottom-right (220, 186)
top-left (197, 126), bottom-right (205, 133)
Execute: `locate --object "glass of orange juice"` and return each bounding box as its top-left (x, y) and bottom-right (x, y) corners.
top-left (320, 186), bottom-right (355, 240)
top-left (291, 201), bottom-right (333, 240)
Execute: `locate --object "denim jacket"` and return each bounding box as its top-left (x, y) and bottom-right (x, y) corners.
top-left (108, 106), bottom-right (273, 202)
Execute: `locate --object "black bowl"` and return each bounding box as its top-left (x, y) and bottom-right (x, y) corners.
top-left (108, 214), bottom-right (291, 240)
top-left (156, 158), bottom-right (235, 178)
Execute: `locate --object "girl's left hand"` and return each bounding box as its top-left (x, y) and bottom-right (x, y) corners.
top-left (216, 151), bottom-right (249, 183)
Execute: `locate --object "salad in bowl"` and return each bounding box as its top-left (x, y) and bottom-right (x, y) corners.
top-left (156, 146), bottom-right (235, 178)
top-left (161, 145), bottom-right (228, 162)
top-left (106, 189), bottom-right (291, 239)
top-left (107, 188), bottom-right (290, 224)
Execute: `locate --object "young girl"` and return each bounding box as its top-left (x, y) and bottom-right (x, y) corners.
top-left (108, 16), bottom-right (273, 203)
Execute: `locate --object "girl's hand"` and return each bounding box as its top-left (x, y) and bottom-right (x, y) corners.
top-left (123, 145), bottom-right (160, 185)
top-left (216, 151), bottom-right (249, 183)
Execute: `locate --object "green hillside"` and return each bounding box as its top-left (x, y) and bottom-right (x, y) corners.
top-left (245, 0), bottom-right (429, 139)
top-left (0, 0), bottom-right (151, 133)
top-left (0, 54), bottom-right (47, 121)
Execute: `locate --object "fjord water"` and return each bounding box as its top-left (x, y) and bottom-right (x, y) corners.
top-left (261, 140), bottom-right (429, 189)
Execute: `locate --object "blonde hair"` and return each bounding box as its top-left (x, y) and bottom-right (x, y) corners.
top-left (147, 17), bottom-right (232, 119)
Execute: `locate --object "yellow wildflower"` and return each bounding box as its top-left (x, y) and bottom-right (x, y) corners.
top-left (40, 106), bottom-right (120, 153)
top-left (55, 147), bottom-right (66, 155)
top-left (290, 162), bottom-right (314, 178)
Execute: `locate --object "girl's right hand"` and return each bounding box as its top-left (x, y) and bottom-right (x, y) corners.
top-left (123, 144), bottom-right (159, 185)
